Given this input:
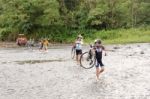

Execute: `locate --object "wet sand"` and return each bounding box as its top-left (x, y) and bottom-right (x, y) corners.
top-left (0, 43), bottom-right (150, 99)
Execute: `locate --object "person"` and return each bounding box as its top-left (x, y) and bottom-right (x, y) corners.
top-left (43, 39), bottom-right (49, 51)
top-left (74, 34), bottom-right (83, 64)
top-left (27, 38), bottom-right (34, 49)
top-left (39, 39), bottom-right (44, 51)
top-left (94, 39), bottom-right (107, 80)
top-left (16, 34), bottom-right (27, 46)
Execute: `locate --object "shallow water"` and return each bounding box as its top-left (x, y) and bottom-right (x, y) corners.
top-left (0, 43), bottom-right (150, 99)
top-left (14, 59), bottom-right (65, 65)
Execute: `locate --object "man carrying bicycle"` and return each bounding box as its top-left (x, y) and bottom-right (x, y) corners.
top-left (94, 39), bottom-right (106, 80)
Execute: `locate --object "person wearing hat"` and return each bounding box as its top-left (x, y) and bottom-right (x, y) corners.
top-left (74, 34), bottom-right (83, 64)
top-left (78, 34), bottom-right (83, 38)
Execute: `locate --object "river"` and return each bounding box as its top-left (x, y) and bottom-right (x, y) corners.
top-left (0, 43), bottom-right (150, 99)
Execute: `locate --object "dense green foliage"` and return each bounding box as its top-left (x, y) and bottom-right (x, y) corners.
top-left (85, 27), bottom-right (150, 44)
top-left (0, 0), bottom-right (149, 43)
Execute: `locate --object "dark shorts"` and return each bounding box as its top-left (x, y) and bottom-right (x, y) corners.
top-left (76, 49), bottom-right (82, 55)
top-left (96, 59), bottom-right (104, 67)
top-left (39, 44), bottom-right (43, 49)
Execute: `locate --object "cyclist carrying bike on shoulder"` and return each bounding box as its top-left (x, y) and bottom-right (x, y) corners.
top-left (93, 39), bottom-right (107, 80)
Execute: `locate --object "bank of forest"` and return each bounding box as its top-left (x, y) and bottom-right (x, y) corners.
top-left (0, 0), bottom-right (149, 44)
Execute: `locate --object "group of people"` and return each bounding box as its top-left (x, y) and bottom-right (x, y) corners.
top-left (26, 38), bottom-right (49, 52)
top-left (19, 34), bottom-right (106, 80)
top-left (73, 34), bottom-right (106, 80)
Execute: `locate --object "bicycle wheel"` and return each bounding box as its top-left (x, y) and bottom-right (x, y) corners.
top-left (80, 51), bottom-right (96, 69)
top-left (71, 47), bottom-right (75, 59)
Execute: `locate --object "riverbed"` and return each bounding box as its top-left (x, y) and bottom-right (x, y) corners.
top-left (0, 43), bottom-right (150, 99)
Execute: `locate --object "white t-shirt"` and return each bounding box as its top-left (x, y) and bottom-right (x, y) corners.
top-left (75, 40), bottom-right (82, 50)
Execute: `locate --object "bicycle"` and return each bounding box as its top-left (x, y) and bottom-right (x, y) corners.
top-left (80, 45), bottom-right (96, 69)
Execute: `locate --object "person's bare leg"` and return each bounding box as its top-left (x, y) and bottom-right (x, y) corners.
top-left (76, 55), bottom-right (78, 62)
top-left (96, 67), bottom-right (100, 80)
top-left (45, 46), bottom-right (48, 52)
top-left (45, 46), bottom-right (47, 51)
top-left (44, 47), bottom-right (46, 51)
top-left (76, 55), bottom-right (80, 64)
top-left (77, 55), bottom-right (81, 64)
top-left (99, 67), bottom-right (104, 75)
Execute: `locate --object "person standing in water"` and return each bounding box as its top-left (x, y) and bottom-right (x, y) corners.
top-left (43, 39), bottom-right (49, 51)
top-left (94, 39), bottom-right (107, 80)
top-left (39, 39), bottom-right (44, 51)
top-left (74, 34), bottom-right (83, 64)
